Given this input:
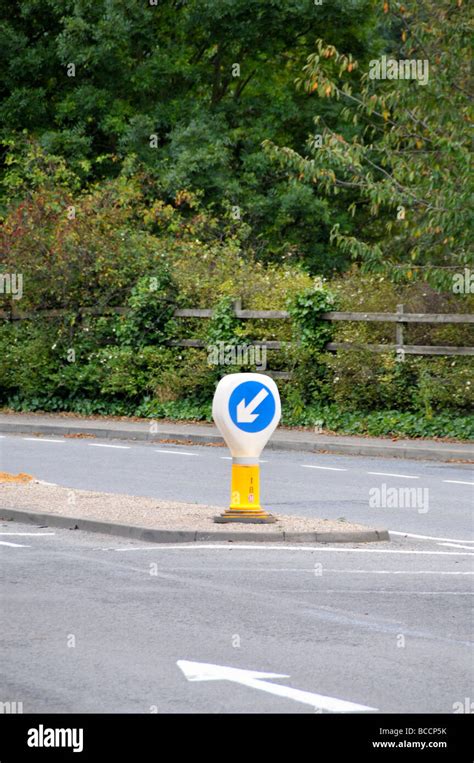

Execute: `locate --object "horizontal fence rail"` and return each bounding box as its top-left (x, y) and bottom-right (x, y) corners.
top-left (326, 342), bottom-right (474, 356)
top-left (321, 311), bottom-right (474, 324)
top-left (1, 300), bottom-right (473, 360)
top-left (174, 305), bottom-right (474, 324)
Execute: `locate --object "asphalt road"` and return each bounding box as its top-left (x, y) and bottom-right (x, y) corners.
top-left (1, 433), bottom-right (472, 539)
top-left (1, 434), bottom-right (472, 714)
top-left (1, 521), bottom-right (473, 714)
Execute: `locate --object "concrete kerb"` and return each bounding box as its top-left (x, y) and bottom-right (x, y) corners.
top-left (1, 421), bottom-right (473, 462)
top-left (0, 506), bottom-right (390, 544)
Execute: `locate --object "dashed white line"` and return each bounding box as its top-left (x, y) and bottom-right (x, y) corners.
top-left (89, 443), bottom-right (130, 449)
top-left (367, 472), bottom-right (419, 479)
top-left (155, 449), bottom-right (199, 457)
top-left (442, 480), bottom-right (474, 486)
top-left (0, 532), bottom-right (55, 536)
top-left (22, 438), bottom-right (64, 443)
top-left (0, 540), bottom-right (30, 547)
top-left (301, 465), bottom-right (347, 472)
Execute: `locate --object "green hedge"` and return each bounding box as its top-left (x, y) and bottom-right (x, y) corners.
top-left (0, 166), bottom-right (472, 439)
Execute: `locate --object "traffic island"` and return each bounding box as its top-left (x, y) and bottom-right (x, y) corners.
top-left (0, 479), bottom-right (389, 544)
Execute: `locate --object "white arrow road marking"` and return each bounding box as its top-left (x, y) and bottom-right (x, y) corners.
top-left (177, 660), bottom-right (377, 712)
top-left (0, 540), bottom-right (30, 547)
top-left (236, 388), bottom-right (269, 423)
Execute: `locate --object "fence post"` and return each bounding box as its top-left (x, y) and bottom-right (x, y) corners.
top-left (232, 298), bottom-right (242, 317)
top-left (396, 303), bottom-right (405, 361)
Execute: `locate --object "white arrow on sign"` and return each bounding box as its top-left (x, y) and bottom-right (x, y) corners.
top-left (236, 388), bottom-right (269, 423)
top-left (177, 660), bottom-right (377, 713)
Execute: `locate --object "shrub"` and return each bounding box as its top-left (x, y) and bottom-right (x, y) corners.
top-left (115, 270), bottom-right (178, 348)
top-left (288, 284), bottom-right (337, 349)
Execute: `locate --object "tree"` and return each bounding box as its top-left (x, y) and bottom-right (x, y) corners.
top-left (264, 0), bottom-right (473, 286)
top-left (0, 0), bottom-right (378, 272)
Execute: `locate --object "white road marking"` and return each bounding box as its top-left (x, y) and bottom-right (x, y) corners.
top-left (107, 544), bottom-right (473, 556)
top-left (150, 566), bottom-right (474, 576)
top-left (438, 543), bottom-right (474, 551)
top-left (301, 465), bottom-right (347, 472)
top-left (22, 437), bottom-right (64, 443)
top-left (442, 480), bottom-right (474, 486)
top-left (328, 569), bottom-right (474, 575)
top-left (177, 660), bottom-right (376, 713)
top-left (389, 530), bottom-right (474, 544)
top-left (89, 443), bottom-right (130, 449)
top-left (0, 540), bottom-right (30, 547)
top-left (155, 449), bottom-right (199, 457)
top-left (367, 471), bottom-right (419, 479)
top-left (0, 532), bottom-right (55, 536)
top-left (316, 591), bottom-right (473, 596)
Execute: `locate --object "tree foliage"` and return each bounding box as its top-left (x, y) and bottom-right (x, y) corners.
top-left (265, 0), bottom-right (473, 284)
top-left (0, 0), bottom-right (378, 272)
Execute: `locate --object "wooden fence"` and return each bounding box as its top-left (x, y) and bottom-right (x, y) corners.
top-left (1, 299), bottom-right (473, 361)
top-left (173, 299), bottom-right (474, 358)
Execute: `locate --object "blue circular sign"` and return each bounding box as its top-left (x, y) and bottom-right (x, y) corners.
top-left (228, 381), bottom-right (276, 433)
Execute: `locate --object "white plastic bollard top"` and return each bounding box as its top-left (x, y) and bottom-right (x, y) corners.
top-left (212, 373), bottom-right (281, 459)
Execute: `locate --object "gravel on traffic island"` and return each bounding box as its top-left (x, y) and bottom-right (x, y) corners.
top-left (0, 480), bottom-right (390, 543)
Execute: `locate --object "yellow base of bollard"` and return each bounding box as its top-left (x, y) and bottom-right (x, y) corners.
top-left (214, 463), bottom-right (276, 524)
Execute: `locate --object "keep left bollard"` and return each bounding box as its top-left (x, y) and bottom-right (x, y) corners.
top-left (212, 373), bottom-right (281, 523)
